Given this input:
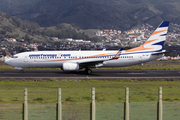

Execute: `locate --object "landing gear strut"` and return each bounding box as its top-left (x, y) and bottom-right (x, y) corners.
top-left (85, 68), bottom-right (92, 74)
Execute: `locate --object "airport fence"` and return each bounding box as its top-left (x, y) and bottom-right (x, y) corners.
top-left (0, 87), bottom-right (180, 120)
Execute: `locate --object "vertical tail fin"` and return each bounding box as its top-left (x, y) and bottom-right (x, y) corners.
top-left (144, 21), bottom-right (169, 51)
top-left (125, 21), bottom-right (169, 53)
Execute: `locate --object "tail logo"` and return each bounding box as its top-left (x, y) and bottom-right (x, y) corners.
top-left (125, 21), bottom-right (169, 53)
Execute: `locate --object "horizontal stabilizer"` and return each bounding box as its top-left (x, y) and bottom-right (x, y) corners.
top-left (151, 50), bottom-right (169, 55)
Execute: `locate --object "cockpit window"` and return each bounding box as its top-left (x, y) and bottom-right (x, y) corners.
top-left (12, 56), bottom-right (18, 58)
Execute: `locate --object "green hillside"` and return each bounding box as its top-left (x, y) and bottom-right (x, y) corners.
top-left (0, 11), bottom-right (42, 43)
top-left (0, 11), bottom-right (100, 44)
top-left (0, 0), bottom-right (179, 30)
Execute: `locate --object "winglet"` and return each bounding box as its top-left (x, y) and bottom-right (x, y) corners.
top-left (102, 46), bottom-right (107, 51)
top-left (110, 48), bottom-right (123, 60)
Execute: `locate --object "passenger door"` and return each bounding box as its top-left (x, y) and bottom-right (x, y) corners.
top-left (24, 55), bottom-right (29, 67)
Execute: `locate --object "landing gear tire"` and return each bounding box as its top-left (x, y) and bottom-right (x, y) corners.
top-left (85, 68), bottom-right (92, 74)
top-left (20, 70), bottom-right (24, 73)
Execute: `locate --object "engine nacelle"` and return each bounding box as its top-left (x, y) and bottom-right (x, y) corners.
top-left (62, 63), bottom-right (79, 71)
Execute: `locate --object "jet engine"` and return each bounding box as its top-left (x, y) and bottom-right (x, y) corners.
top-left (62, 63), bottom-right (79, 71)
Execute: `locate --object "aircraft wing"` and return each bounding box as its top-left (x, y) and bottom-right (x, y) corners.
top-left (78, 58), bottom-right (109, 68)
top-left (77, 49), bottom-right (123, 68)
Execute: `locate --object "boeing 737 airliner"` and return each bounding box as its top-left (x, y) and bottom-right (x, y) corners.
top-left (5, 21), bottom-right (169, 74)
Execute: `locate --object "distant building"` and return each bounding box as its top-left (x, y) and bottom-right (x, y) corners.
top-left (51, 37), bottom-right (58, 41)
top-left (4, 38), bottom-right (17, 42)
top-left (66, 38), bottom-right (73, 41)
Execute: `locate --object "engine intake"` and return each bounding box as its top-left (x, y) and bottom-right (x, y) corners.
top-left (62, 63), bottom-right (79, 71)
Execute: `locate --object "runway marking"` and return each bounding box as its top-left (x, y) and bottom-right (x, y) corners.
top-left (123, 72), bottom-right (147, 74)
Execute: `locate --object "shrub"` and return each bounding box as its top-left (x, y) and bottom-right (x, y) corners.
top-left (33, 98), bottom-right (43, 101)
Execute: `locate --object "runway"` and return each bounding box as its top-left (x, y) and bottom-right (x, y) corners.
top-left (0, 69), bottom-right (180, 80)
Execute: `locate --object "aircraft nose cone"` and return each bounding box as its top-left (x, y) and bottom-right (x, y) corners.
top-left (5, 59), bottom-right (11, 65)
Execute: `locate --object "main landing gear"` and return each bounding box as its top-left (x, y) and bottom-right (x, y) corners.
top-left (20, 70), bottom-right (24, 73)
top-left (85, 68), bottom-right (92, 74)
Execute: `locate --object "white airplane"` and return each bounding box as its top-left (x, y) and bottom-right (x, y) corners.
top-left (5, 21), bottom-right (169, 74)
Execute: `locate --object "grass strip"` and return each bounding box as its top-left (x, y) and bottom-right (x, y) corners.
top-left (0, 79), bottom-right (180, 103)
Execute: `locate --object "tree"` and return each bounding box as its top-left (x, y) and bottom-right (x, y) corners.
top-left (0, 30), bottom-right (6, 35)
top-left (24, 34), bottom-right (31, 43)
top-left (5, 13), bottom-right (11, 19)
top-left (12, 17), bottom-right (21, 27)
top-left (2, 26), bottom-right (13, 32)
